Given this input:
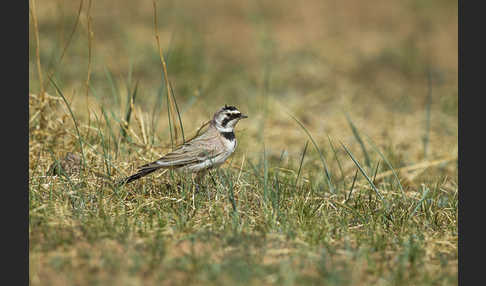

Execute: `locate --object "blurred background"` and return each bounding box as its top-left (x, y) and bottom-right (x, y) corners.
top-left (29, 0), bottom-right (457, 183)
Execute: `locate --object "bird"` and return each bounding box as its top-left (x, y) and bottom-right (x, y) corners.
top-left (119, 105), bottom-right (247, 186)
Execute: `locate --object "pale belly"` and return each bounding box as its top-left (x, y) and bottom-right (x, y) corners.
top-left (180, 150), bottom-right (234, 173)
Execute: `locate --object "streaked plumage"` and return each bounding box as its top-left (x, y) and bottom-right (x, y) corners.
top-left (120, 105), bottom-right (247, 185)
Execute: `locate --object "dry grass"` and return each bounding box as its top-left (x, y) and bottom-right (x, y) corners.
top-left (29, 0), bottom-right (457, 285)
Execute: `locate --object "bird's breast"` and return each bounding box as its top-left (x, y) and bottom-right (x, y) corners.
top-left (222, 137), bottom-right (236, 152)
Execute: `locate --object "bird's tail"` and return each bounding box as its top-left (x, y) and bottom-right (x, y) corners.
top-left (118, 163), bottom-right (162, 186)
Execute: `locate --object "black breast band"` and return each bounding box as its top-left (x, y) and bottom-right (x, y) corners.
top-left (221, 131), bottom-right (235, 141)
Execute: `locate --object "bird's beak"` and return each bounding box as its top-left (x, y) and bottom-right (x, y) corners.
top-left (240, 114), bottom-right (248, 119)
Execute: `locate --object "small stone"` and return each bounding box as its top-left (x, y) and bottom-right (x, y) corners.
top-left (48, 152), bottom-right (83, 176)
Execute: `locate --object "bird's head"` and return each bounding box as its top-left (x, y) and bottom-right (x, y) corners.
top-left (213, 105), bottom-right (248, 131)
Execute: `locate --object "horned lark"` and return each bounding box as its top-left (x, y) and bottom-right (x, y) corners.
top-left (120, 105), bottom-right (247, 185)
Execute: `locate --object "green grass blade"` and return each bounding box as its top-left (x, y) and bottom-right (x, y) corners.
top-left (288, 112), bottom-right (334, 193)
top-left (150, 85), bottom-right (165, 145)
top-left (168, 81), bottom-right (185, 143)
top-left (104, 66), bottom-right (120, 106)
top-left (295, 140), bottom-right (309, 187)
top-left (263, 147), bottom-right (269, 202)
top-left (273, 172), bottom-right (281, 219)
top-left (101, 106), bottom-right (119, 156)
top-left (93, 110), bottom-right (111, 177)
top-left (372, 160), bottom-right (381, 184)
top-left (48, 76), bottom-right (86, 171)
top-left (345, 113), bottom-right (372, 169)
top-left (345, 169), bottom-right (359, 203)
top-left (120, 80), bottom-right (139, 141)
top-left (327, 135), bottom-right (345, 183)
top-left (409, 185), bottom-right (430, 220)
top-left (340, 141), bottom-right (384, 203)
top-left (364, 134), bottom-right (405, 198)
top-left (217, 169), bottom-right (238, 215)
top-left (423, 68), bottom-right (433, 159)
top-left (164, 78), bottom-right (174, 149)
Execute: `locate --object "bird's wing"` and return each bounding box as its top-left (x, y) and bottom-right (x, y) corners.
top-left (138, 127), bottom-right (224, 169)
